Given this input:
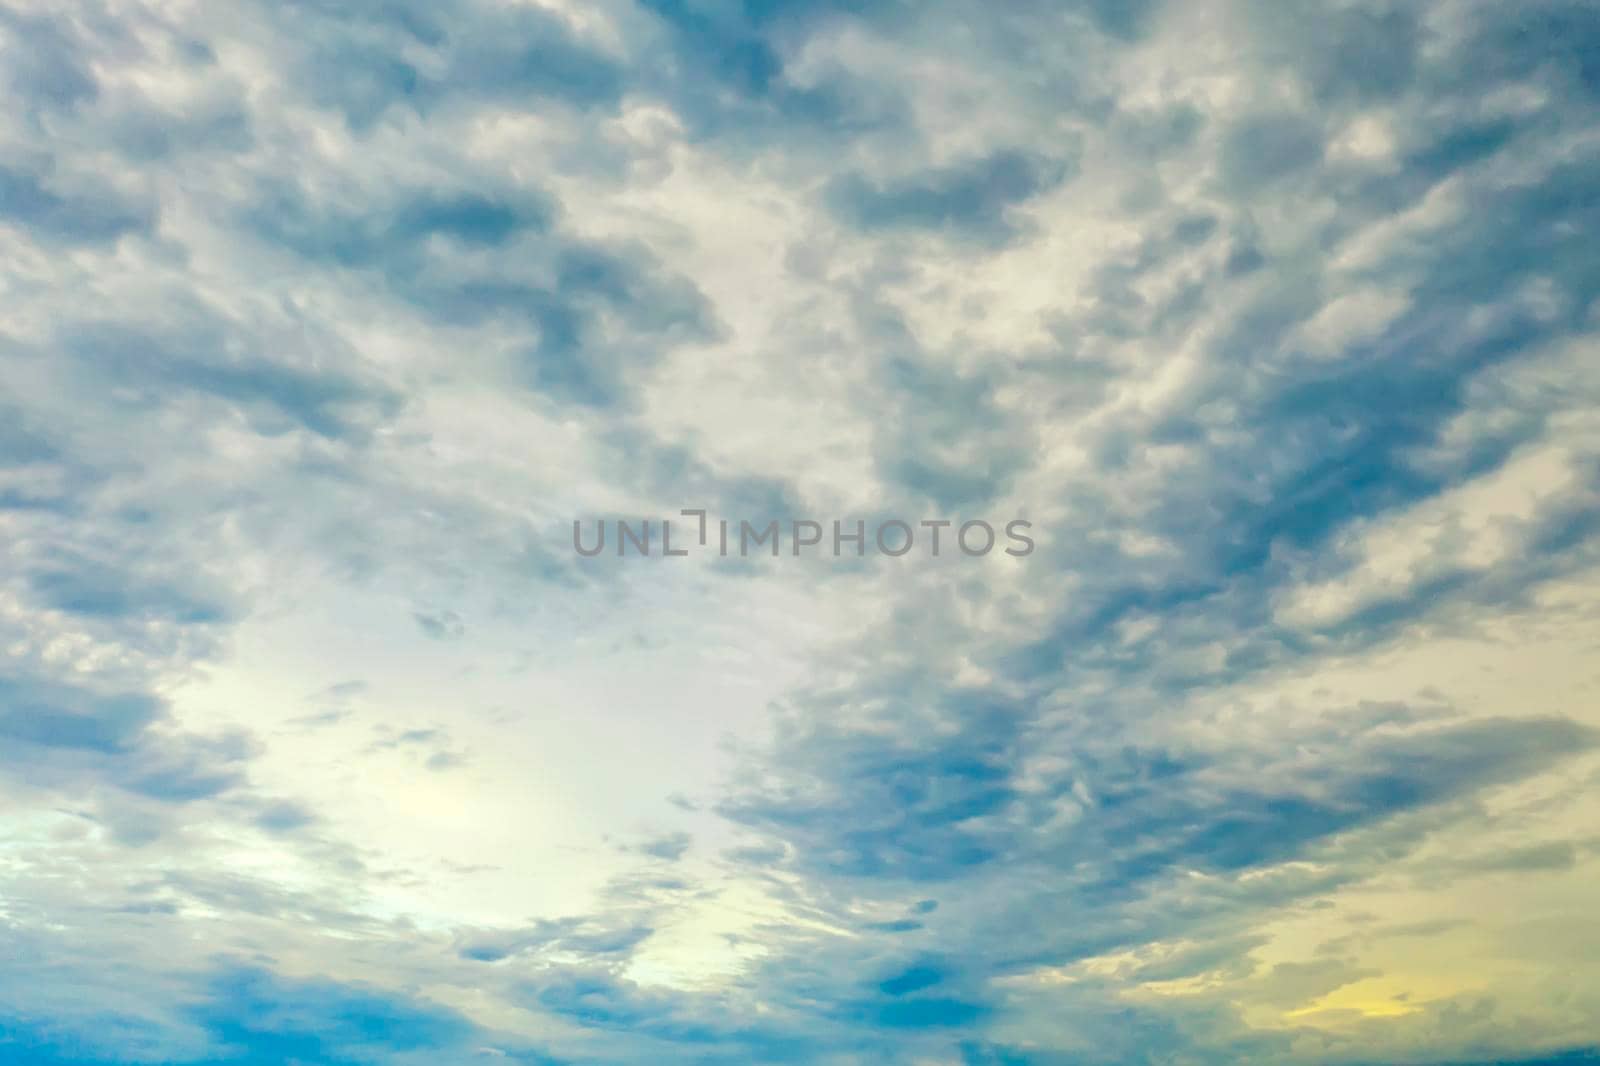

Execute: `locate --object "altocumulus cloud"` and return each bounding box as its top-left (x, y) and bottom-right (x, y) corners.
top-left (3, 0), bottom-right (1600, 1063)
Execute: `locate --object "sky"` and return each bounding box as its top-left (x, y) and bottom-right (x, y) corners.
top-left (2, 0), bottom-right (1600, 1063)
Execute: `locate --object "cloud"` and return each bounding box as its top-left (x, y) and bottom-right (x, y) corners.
top-left (0, 673), bottom-right (257, 808)
top-left (826, 149), bottom-right (1073, 244)
top-left (3, 0), bottom-right (1600, 1062)
top-left (0, 960), bottom-right (557, 1065)
top-left (634, 832), bottom-right (692, 862)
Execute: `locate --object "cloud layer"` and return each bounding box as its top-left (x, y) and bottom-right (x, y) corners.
top-left (3, 0), bottom-right (1600, 1063)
